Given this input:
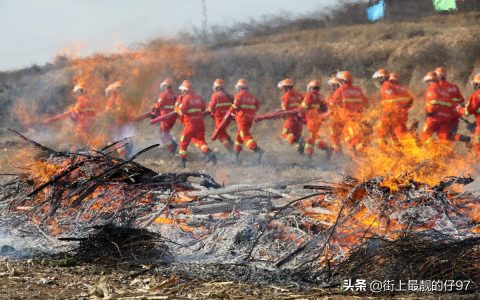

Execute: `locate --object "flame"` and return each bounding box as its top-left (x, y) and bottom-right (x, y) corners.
top-left (354, 135), bottom-right (472, 190)
top-left (29, 161), bottom-right (64, 183)
top-left (12, 42), bottom-right (194, 151)
top-left (154, 217), bottom-right (175, 224)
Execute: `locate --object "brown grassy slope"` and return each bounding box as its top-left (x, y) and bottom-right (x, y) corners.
top-left (185, 12), bottom-right (480, 111)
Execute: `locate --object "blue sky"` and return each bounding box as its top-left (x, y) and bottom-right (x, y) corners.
top-left (0, 0), bottom-right (338, 71)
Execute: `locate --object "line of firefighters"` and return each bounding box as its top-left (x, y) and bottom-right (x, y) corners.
top-left (49, 68), bottom-right (480, 168)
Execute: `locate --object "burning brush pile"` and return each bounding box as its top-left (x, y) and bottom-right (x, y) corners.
top-left (1, 130), bottom-right (479, 292)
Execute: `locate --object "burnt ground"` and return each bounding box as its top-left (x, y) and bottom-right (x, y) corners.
top-left (0, 258), bottom-right (322, 299)
top-left (0, 259), bottom-right (468, 299)
top-left (0, 130), bottom-right (479, 299)
top-left (0, 258), bottom-right (354, 299)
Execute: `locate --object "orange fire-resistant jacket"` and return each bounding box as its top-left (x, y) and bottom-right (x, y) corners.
top-left (330, 82), bottom-right (368, 119)
top-left (209, 90), bottom-right (233, 118)
top-left (178, 92), bottom-right (206, 125)
top-left (232, 90), bottom-right (260, 125)
top-left (425, 82), bottom-right (457, 121)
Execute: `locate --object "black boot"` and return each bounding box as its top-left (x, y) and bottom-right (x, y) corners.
top-left (178, 158), bottom-right (187, 168)
top-left (254, 147), bottom-right (264, 162)
top-left (170, 140), bottom-right (178, 154)
top-left (323, 146), bottom-right (332, 161)
top-left (206, 150), bottom-right (217, 165)
top-left (296, 139), bottom-right (305, 155)
top-left (234, 151), bottom-right (241, 163)
top-left (226, 137), bottom-right (234, 153)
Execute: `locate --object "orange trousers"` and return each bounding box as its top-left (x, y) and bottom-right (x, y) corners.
top-left (377, 113), bottom-right (408, 141)
top-left (74, 118), bottom-right (95, 146)
top-left (179, 122), bottom-right (209, 159)
top-left (421, 117), bottom-right (452, 143)
top-left (304, 112), bottom-right (328, 156)
top-left (213, 115), bottom-right (233, 151)
top-left (472, 125), bottom-right (480, 154)
top-left (282, 117), bottom-right (302, 144)
top-left (330, 121), bottom-right (344, 151)
top-left (234, 121), bottom-right (257, 153)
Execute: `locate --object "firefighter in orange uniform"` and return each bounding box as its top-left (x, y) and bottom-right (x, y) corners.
top-left (435, 67), bottom-right (465, 140)
top-left (151, 78), bottom-right (178, 154)
top-left (372, 69), bottom-right (413, 144)
top-left (330, 71), bottom-right (369, 152)
top-left (463, 74), bottom-right (480, 153)
top-left (300, 80), bottom-right (331, 159)
top-left (208, 79), bottom-right (233, 152)
top-left (278, 78), bottom-right (304, 153)
top-left (420, 71), bottom-right (457, 143)
top-left (232, 79), bottom-right (264, 162)
top-left (327, 76), bottom-right (343, 152)
top-left (105, 81), bottom-right (136, 158)
top-left (176, 80), bottom-right (216, 168)
top-left (71, 85), bottom-right (96, 147)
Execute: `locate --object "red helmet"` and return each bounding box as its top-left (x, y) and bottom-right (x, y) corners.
top-left (423, 71), bottom-right (438, 83)
top-left (336, 71), bottom-right (353, 83)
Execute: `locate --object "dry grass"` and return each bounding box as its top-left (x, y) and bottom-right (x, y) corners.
top-left (0, 11), bottom-right (479, 151)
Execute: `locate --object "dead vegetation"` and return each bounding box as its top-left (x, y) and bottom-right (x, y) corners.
top-left (61, 225), bottom-right (172, 267)
top-left (335, 235), bottom-right (480, 286)
top-left (0, 133), bottom-right (479, 296)
top-left (0, 258), bottom-right (350, 299)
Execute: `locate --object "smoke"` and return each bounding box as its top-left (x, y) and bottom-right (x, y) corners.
top-left (3, 42), bottom-right (194, 152)
top-left (0, 230), bottom-right (70, 259)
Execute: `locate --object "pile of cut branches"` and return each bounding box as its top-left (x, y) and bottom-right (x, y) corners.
top-left (334, 234), bottom-right (480, 287)
top-left (0, 130), bottom-right (220, 236)
top-left (60, 225), bottom-right (172, 267)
